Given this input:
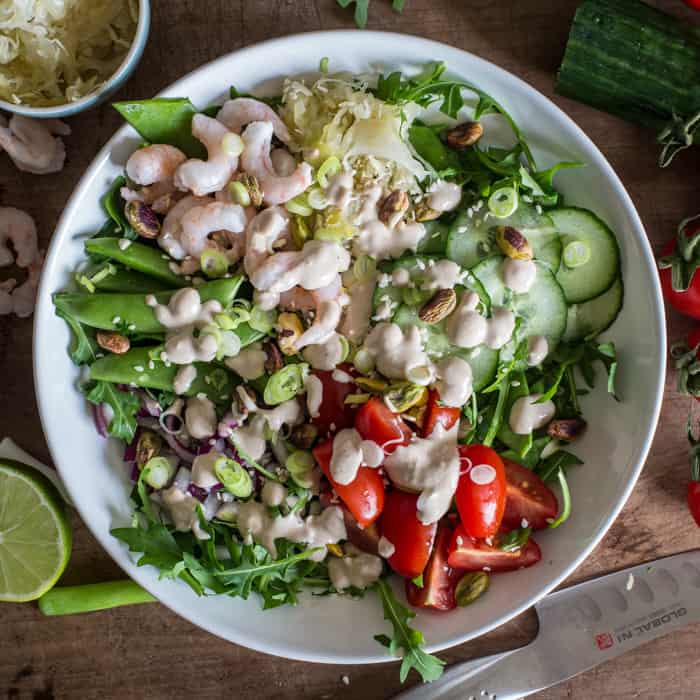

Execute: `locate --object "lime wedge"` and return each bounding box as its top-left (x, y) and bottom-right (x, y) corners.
top-left (0, 460), bottom-right (72, 602)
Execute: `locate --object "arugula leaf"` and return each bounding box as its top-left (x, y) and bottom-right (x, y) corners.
top-left (112, 522), bottom-right (183, 577)
top-left (547, 468), bottom-right (572, 529)
top-left (535, 449), bottom-right (583, 484)
top-left (577, 340), bottom-right (620, 400)
top-left (498, 526), bottom-right (532, 552)
top-left (84, 380), bottom-right (140, 442)
top-left (54, 304), bottom-right (98, 365)
top-left (374, 578), bottom-right (445, 683)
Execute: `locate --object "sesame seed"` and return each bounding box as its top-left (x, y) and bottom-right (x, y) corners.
top-left (112, 316), bottom-right (121, 324)
top-left (483, 566), bottom-right (491, 572)
top-left (197, 392), bottom-right (207, 400)
top-left (341, 676), bottom-right (350, 686)
top-left (133, 365), bottom-right (144, 372)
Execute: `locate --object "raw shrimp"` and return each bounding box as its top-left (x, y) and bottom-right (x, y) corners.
top-left (217, 98), bottom-right (291, 143)
top-left (159, 195), bottom-right (213, 260)
top-left (179, 201), bottom-right (247, 258)
top-left (174, 115), bottom-right (239, 196)
top-left (0, 114), bottom-right (68, 174)
top-left (240, 121), bottom-right (312, 205)
top-left (280, 276), bottom-right (348, 350)
top-left (0, 250), bottom-right (44, 318)
top-left (0, 206), bottom-right (38, 268)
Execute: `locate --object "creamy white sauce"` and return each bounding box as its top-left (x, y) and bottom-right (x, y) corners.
top-left (305, 373), bottom-right (323, 418)
top-left (261, 480), bottom-right (287, 507)
top-left (329, 428), bottom-right (383, 485)
top-left (377, 536), bottom-right (396, 559)
top-left (447, 292), bottom-right (488, 349)
top-left (224, 342), bottom-right (267, 379)
top-left (328, 551), bottom-right (383, 590)
top-left (192, 450), bottom-right (224, 489)
top-left (372, 296), bottom-right (396, 322)
top-left (421, 259), bottom-right (462, 290)
top-left (427, 180), bottom-right (462, 212)
top-left (383, 423), bottom-right (460, 524)
top-left (185, 396), bottom-right (217, 439)
top-left (527, 335), bottom-right (549, 366)
top-left (332, 368), bottom-right (352, 383)
top-left (435, 356), bottom-right (473, 408)
top-left (325, 172), bottom-right (354, 210)
top-left (509, 393), bottom-right (556, 435)
top-left (162, 485), bottom-right (210, 540)
top-left (229, 398), bottom-right (302, 459)
top-left (235, 501), bottom-right (346, 560)
top-left (485, 307), bottom-right (516, 350)
top-left (339, 271), bottom-right (376, 344)
top-left (470, 463), bottom-right (497, 485)
top-left (354, 219), bottom-right (425, 261)
top-left (173, 364), bottom-right (197, 395)
top-left (302, 332), bottom-right (346, 371)
top-left (363, 322), bottom-right (435, 385)
top-left (391, 267), bottom-right (411, 287)
top-left (503, 258), bottom-right (537, 294)
top-left (164, 330), bottom-right (218, 364)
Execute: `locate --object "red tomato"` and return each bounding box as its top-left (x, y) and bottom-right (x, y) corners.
top-left (501, 459), bottom-right (558, 531)
top-left (659, 218), bottom-right (700, 319)
top-left (683, 0), bottom-right (700, 10)
top-left (405, 523), bottom-right (461, 611)
top-left (447, 525), bottom-right (542, 571)
top-left (380, 490), bottom-right (437, 579)
top-left (455, 444), bottom-right (507, 539)
top-left (313, 439), bottom-right (384, 527)
top-left (421, 389), bottom-right (461, 437)
top-left (689, 482), bottom-right (700, 527)
top-left (355, 397), bottom-right (412, 454)
top-left (309, 369), bottom-right (356, 435)
top-left (319, 492), bottom-right (381, 554)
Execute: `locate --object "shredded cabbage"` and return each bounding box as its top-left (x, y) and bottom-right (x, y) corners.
top-left (280, 74), bottom-right (425, 192)
top-left (0, 0), bottom-right (138, 107)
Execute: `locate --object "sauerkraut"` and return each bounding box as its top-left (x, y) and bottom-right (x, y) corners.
top-left (0, 0), bottom-right (138, 107)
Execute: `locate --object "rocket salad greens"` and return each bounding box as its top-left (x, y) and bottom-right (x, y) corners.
top-left (54, 60), bottom-right (622, 683)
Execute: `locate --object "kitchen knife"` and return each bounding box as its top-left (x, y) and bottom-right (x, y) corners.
top-left (396, 549), bottom-right (700, 700)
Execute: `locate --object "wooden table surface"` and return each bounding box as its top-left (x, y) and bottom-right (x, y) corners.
top-left (2, 1), bottom-right (700, 698)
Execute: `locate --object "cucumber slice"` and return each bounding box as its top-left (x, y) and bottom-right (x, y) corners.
top-left (471, 256), bottom-right (568, 346)
top-left (551, 207), bottom-right (620, 304)
top-left (417, 220), bottom-right (450, 255)
top-left (563, 276), bottom-right (624, 342)
top-left (392, 299), bottom-right (499, 391)
top-left (446, 204), bottom-right (561, 271)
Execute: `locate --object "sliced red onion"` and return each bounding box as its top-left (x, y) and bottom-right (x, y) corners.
top-left (143, 396), bottom-right (162, 417)
top-left (123, 427), bottom-right (141, 462)
top-left (187, 483), bottom-right (208, 502)
top-left (92, 403), bottom-right (108, 438)
top-left (162, 432), bottom-right (196, 463)
top-left (128, 462), bottom-right (139, 483)
top-left (217, 412), bottom-right (239, 438)
top-left (159, 412), bottom-right (184, 435)
top-left (136, 416), bottom-right (160, 430)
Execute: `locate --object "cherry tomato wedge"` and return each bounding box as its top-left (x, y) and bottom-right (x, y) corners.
top-left (689, 482), bottom-right (700, 527)
top-left (447, 525), bottom-right (542, 571)
top-left (313, 439), bottom-right (384, 527)
top-left (683, 0), bottom-right (700, 12)
top-left (355, 397), bottom-right (411, 454)
top-left (659, 218), bottom-right (700, 320)
top-left (455, 444), bottom-right (507, 539)
top-left (421, 389), bottom-right (461, 437)
top-left (309, 369), bottom-right (356, 436)
top-left (380, 490), bottom-right (437, 579)
top-left (319, 492), bottom-right (381, 554)
top-left (405, 523), bottom-right (461, 611)
top-left (501, 459), bottom-right (558, 531)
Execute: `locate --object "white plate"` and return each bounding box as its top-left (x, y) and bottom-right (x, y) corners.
top-left (34, 31), bottom-right (666, 664)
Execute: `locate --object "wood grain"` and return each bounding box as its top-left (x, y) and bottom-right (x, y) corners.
top-left (2, 1), bottom-right (700, 698)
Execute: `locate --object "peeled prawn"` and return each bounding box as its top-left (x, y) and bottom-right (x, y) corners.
top-left (240, 121), bottom-right (312, 205)
top-left (0, 249), bottom-right (44, 318)
top-left (179, 202), bottom-right (247, 258)
top-left (159, 194), bottom-right (213, 259)
top-left (0, 114), bottom-right (68, 174)
top-left (243, 206), bottom-right (291, 279)
top-left (174, 115), bottom-right (239, 196)
top-left (125, 144), bottom-right (186, 186)
top-left (217, 98), bottom-right (290, 143)
top-left (0, 206), bottom-right (38, 268)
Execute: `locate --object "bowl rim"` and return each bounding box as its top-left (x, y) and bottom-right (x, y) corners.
top-left (0, 0), bottom-right (151, 119)
top-left (33, 29), bottom-right (667, 663)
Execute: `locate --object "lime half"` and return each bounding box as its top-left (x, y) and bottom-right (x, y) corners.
top-left (0, 460), bottom-right (72, 602)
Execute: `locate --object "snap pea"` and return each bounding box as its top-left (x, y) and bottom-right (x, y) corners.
top-left (53, 276), bottom-right (243, 333)
top-left (113, 98), bottom-right (206, 158)
top-left (89, 347), bottom-right (237, 399)
top-left (408, 123), bottom-right (458, 171)
top-left (234, 322), bottom-right (268, 348)
top-left (101, 176), bottom-right (135, 238)
top-left (80, 262), bottom-right (170, 293)
top-left (85, 237), bottom-right (187, 288)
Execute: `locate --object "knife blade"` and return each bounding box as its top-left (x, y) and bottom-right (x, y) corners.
top-left (396, 549), bottom-right (700, 700)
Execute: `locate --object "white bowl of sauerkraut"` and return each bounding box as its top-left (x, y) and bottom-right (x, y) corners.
top-left (0, 0), bottom-right (150, 118)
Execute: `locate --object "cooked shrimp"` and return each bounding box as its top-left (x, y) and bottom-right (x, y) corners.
top-left (0, 206), bottom-right (38, 268)
top-left (174, 115), bottom-right (239, 196)
top-left (159, 194), bottom-right (213, 259)
top-left (243, 206), bottom-right (291, 279)
top-left (240, 121), bottom-right (312, 205)
top-left (0, 114), bottom-right (68, 174)
top-left (179, 201), bottom-right (248, 258)
top-left (125, 144), bottom-right (186, 186)
top-left (270, 148), bottom-right (297, 177)
top-left (0, 250), bottom-right (44, 318)
top-left (217, 98), bottom-right (290, 143)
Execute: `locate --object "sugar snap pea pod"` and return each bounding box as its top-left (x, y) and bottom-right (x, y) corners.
top-left (79, 262), bottom-right (170, 293)
top-left (89, 347), bottom-right (237, 399)
top-left (53, 276), bottom-right (243, 333)
top-left (85, 237), bottom-right (187, 288)
top-left (235, 322), bottom-right (268, 348)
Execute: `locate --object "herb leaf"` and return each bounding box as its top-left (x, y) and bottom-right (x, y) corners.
top-left (84, 380), bottom-right (140, 442)
top-left (54, 304), bottom-right (98, 365)
top-left (374, 578), bottom-right (445, 683)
